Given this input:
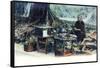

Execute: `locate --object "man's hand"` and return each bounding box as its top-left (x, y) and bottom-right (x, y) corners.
top-left (74, 28), bottom-right (81, 31)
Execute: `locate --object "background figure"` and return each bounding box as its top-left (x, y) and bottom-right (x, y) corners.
top-left (74, 15), bottom-right (86, 43)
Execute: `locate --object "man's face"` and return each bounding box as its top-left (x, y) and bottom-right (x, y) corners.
top-left (78, 16), bottom-right (83, 21)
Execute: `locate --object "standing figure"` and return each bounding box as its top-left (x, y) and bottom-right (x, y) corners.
top-left (74, 15), bottom-right (86, 43)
